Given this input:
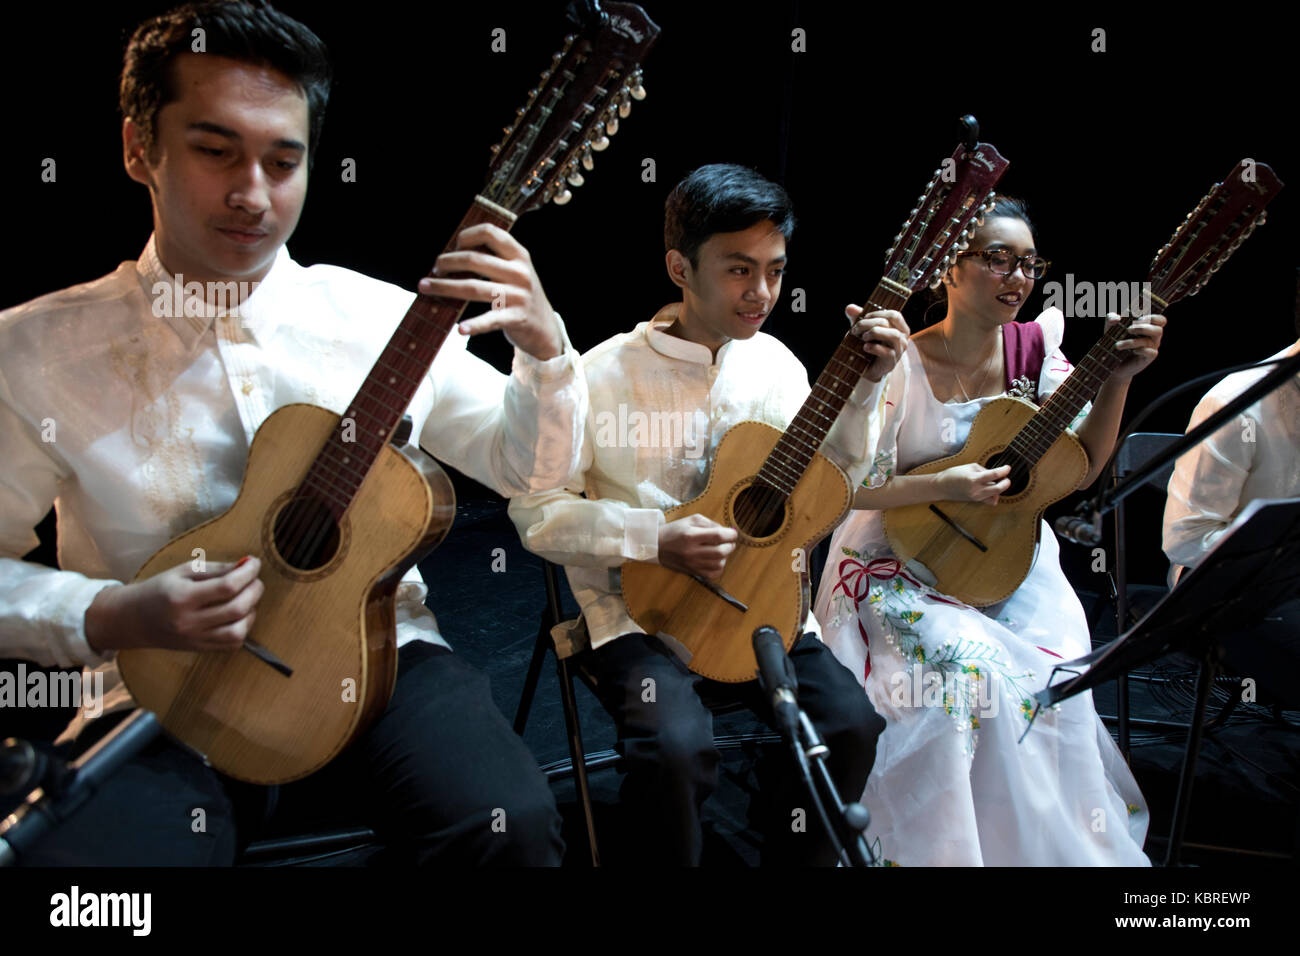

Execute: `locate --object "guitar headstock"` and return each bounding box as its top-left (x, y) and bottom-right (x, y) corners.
top-left (881, 118), bottom-right (1010, 296)
top-left (480, 1), bottom-right (660, 216)
top-left (1146, 160), bottom-right (1284, 309)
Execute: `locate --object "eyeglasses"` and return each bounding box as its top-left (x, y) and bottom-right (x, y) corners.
top-left (955, 249), bottom-right (1051, 279)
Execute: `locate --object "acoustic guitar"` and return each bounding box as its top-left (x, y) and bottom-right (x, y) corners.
top-left (117, 3), bottom-right (660, 785)
top-left (883, 159), bottom-right (1284, 607)
top-left (621, 118), bottom-right (1008, 682)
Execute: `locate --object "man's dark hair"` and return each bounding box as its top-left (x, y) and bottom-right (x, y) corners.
top-left (664, 164), bottom-right (796, 267)
top-left (120, 1), bottom-right (332, 166)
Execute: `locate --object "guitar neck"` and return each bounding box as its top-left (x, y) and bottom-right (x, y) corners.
top-left (298, 198), bottom-right (518, 516)
top-left (1010, 316), bottom-right (1134, 468)
top-left (755, 280), bottom-right (910, 495)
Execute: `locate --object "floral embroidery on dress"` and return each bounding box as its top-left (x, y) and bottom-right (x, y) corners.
top-left (862, 448), bottom-right (895, 490)
top-left (1007, 376), bottom-right (1036, 402)
top-left (827, 546), bottom-right (1038, 757)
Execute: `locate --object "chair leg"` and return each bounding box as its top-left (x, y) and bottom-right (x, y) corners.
top-left (512, 616), bottom-right (552, 736)
top-left (557, 654), bottom-right (600, 866)
top-left (1164, 650), bottom-right (1219, 867)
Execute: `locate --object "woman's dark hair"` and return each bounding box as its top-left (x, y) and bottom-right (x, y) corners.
top-left (664, 164), bottom-right (796, 266)
top-left (120, 1), bottom-right (332, 167)
top-left (924, 193), bottom-right (1036, 320)
top-left (983, 194), bottom-right (1034, 235)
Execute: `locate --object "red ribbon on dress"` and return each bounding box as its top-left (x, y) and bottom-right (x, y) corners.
top-left (830, 556), bottom-right (968, 681)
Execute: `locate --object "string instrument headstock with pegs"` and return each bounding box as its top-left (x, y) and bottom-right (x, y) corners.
top-left (480, 0), bottom-right (660, 216)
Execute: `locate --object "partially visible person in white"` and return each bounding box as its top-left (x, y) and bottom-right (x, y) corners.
top-left (1163, 335), bottom-right (1300, 707)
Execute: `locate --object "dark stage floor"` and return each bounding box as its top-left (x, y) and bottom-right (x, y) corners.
top-left (408, 486), bottom-right (1300, 868)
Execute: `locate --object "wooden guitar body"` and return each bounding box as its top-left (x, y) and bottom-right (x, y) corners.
top-left (117, 404), bottom-right (455, 784)
top-left (882, 395), bottom-right (1088, 607)
top-left (621, 420), bottom-right (852, 683)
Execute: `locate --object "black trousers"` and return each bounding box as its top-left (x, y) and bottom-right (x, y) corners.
top-left (587, 631), bottom-right (885, 866)
top-left (9, 642), bottom-right (563, 866)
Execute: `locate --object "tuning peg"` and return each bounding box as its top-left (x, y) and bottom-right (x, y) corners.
top-left (629, 71), bottom-right (647, 100)
top-left (567, 168), bottom-right (585, 187)
top-left (581, 146), bottom-right (595, 171)
top-left (554, 188), bottom-right (573, 206)
top-left (617, 94), bottom-right (632, 119)
top-left (591, 133), bottom-right (610, 152)
top-left (885, 247), bottom-right (895, 258)
top-left (928, 274), bottom-right (944, 290)
top-left (605, 116), bottom-right (619, 136)
top-left (490, 144), bottom-right (501, 155)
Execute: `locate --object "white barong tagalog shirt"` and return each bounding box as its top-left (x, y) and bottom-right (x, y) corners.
top-left (0, 236), bottom-right (586, 725)
top-left (1163, 340), bottom-right (1300, 577)
top-left (509, 304), bottom-right (886, 651)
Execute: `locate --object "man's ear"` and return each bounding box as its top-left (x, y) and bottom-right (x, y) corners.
top-left (123, 117), bottom-right (155, 189)
top-left (665, 248), bottom-right (691, 291)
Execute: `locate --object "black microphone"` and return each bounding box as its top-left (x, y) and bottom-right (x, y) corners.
top-left (752, 626), bottom-right (799, 738)
top-left (1054, 511), bottom-right (1101, 546)
top-left (0, 739), bottom-right (70, 798)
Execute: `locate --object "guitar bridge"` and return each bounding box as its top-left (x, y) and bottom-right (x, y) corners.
top-left (928, 505), bottom-right (988, 552)
top-left (688, 573), bottom-right (748, 612)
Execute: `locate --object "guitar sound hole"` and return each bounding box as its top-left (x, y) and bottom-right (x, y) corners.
top-left (732, 484), bottom-right (787, 538)
top-left (273, 495), bottom-right (341, 571)
top-left (984, 451), bottom-right (1031, 497)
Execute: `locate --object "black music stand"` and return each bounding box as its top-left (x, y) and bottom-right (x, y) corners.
top-left (1032, 497), bottom-right (1300, 866)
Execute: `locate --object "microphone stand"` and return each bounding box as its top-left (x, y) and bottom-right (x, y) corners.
top-left (753, 628), bottom-right (877, 867)
top-left (0, 709), bottom-right (161, 866)
top-left (790, 707), bottom-right (877, 867)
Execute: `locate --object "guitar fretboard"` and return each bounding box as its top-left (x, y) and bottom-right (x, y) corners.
top-left (754, 282), bottom-right (909, 495)
top-left (298, 199), bottom-right (517, 516)
top-left (1004, 318), bottom-right (1133, 469)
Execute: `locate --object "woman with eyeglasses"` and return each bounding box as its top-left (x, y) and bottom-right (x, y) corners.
top-left (813, 195), bottom-right (1164, 865)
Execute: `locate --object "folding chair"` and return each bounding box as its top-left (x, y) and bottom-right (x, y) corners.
top-left (513, 560), bottom-right (781, 866)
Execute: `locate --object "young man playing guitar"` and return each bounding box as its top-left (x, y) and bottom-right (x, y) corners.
top-left (0, 1), bottom-right (584, 865)
top-left (509, 164), bottom-right (908, 865)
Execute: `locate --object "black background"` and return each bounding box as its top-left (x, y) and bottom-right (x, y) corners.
top-left (4, 1), bottom-right (1296, 585)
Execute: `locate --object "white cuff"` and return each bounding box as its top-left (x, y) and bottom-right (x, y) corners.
top-left (511, 312), bottom-right (579, 385)
top-left (623, 508), bottom-right (664, 562)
